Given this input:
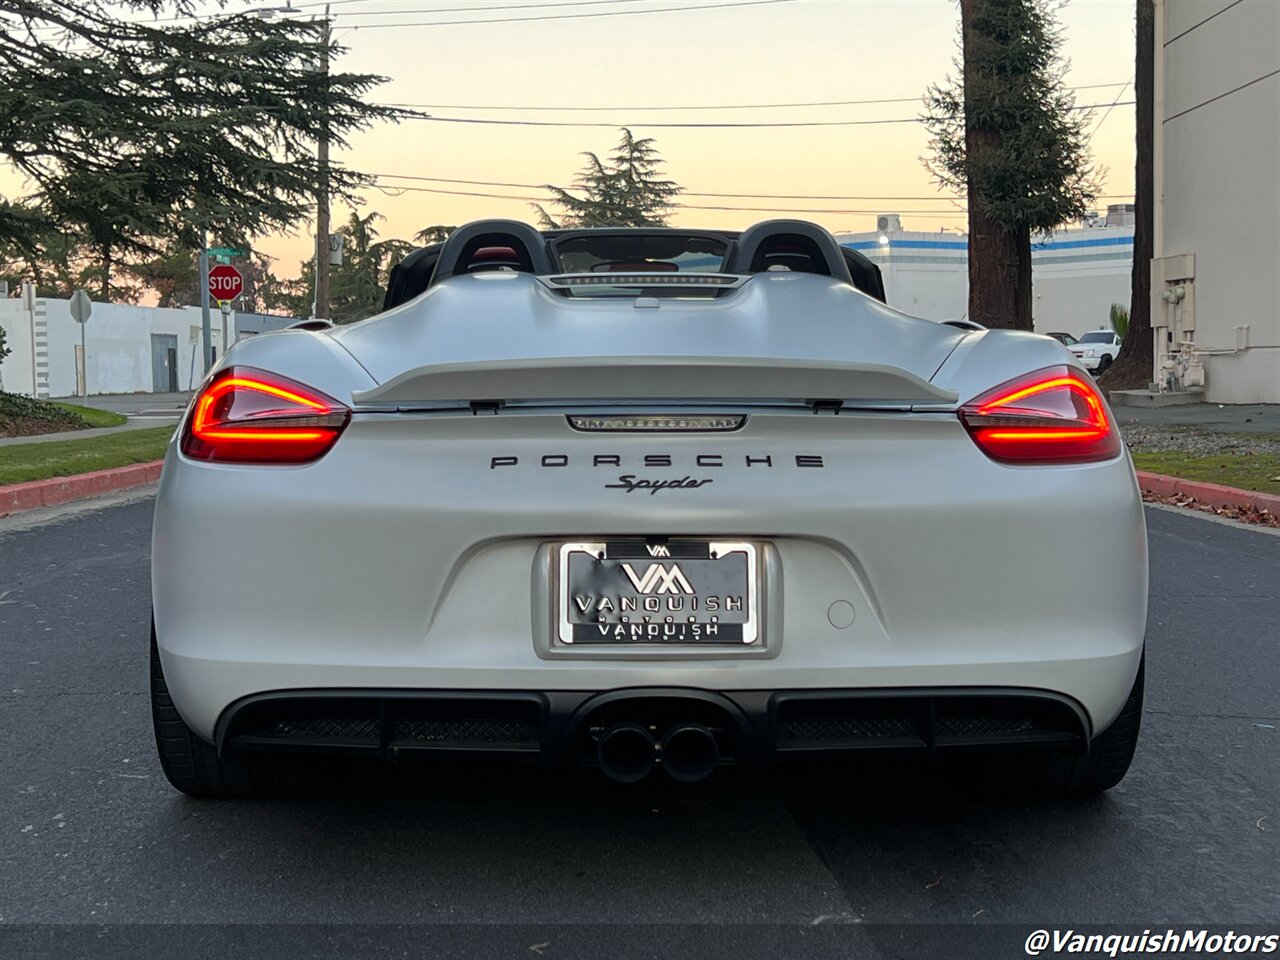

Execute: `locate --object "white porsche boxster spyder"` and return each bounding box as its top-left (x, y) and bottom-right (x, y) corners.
top-left (150, 220), bottom-right (1146, 796)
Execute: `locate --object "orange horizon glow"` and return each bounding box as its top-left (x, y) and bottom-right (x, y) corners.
top-left (0, 1), bottom-right (1138, 284)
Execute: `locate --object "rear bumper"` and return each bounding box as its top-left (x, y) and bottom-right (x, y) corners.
top-left (153, 411), bottom-right (1149, 746)
top-left (215, 685), bottom-right (1093, 769)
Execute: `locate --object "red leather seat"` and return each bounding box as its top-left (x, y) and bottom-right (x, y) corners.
top-left (589, 260), bottom-right (680, 273)
top-left (467, 246), bottom-right (523, 272)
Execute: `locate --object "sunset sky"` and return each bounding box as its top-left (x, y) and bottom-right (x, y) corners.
top-left (9, 0), bottom-right (1140, 277)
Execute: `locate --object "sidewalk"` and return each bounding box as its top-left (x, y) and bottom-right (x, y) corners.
top-left (0, 417), bottom-right (178, 448)
top-left (51, 391), bottom-right (190, 417)
top-left (1114, 402), bottom-right (1280, 436)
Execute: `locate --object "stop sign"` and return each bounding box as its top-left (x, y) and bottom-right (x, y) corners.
top-left (208, 264), bottom-right (244, 303)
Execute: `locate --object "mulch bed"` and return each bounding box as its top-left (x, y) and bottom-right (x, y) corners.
top-left (1142, 489), bottom-right (1280, 527)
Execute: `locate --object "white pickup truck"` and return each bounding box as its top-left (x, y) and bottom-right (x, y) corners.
top-left (1069, 329), bottom-right (1123, 373)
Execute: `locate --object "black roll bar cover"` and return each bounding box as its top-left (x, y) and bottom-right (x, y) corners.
top-left (726, 219), bottom-right (855, 285)
top-left (431, 219), bottom-right (553, 281)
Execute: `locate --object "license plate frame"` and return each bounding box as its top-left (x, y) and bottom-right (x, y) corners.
top-left (556, 540), bottom-right (759, 646)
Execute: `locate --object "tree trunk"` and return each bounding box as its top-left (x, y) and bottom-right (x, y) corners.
top-left (1101, 0), bottom-right (1156, 391)
top-left (100, 247), bottom-right (111, 301)
top-left (960, 0), bottom-right (1025, 330)
top-left (1015, 224), bottom-right (1033, 331)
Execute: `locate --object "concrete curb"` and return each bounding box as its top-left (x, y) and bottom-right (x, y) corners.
top-left (1137, 470), bottom-right (1280, 514)
top-left (0, 461), bottom-right (163, 518)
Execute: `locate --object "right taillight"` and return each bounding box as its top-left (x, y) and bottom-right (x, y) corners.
top-left (180, 366), bottom-right (350, 464)
top-left (959, 365), bottom-right (1121, 464)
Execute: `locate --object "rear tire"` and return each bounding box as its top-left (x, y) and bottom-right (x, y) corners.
top-left (1067, 654), bottom-right (1144, 794)
top-left (977, 655), bottom-right (1143, 797)
top-left (151, 623), bottom-right (319, 798)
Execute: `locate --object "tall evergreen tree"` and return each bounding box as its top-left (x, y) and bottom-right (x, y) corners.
top-left (536, 129), bottom-right (681, 228)
top-left (1100, 0), bottom-right (1155, 391)
top-left (924, 0), bottom-right (1098, 330)
top-left (262, 210), bottom-right (411, 322)
top-left (414, 225), bottom-right (456, 244)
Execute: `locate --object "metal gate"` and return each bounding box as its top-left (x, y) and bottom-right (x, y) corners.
top-left (150, 334), bottom-right (178, 393)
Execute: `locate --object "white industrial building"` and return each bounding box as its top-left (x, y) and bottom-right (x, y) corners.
top-left (0, 290), bottom-right (294, 399)
top-left (836, 210), bottom-right (1136, 340)
top-left (1149, 0), bottom-right (1279, 403)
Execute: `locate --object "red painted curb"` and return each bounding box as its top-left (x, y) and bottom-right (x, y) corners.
top-left (1137, 470), bottom-right (1280, 514)
top-left (0, 460), bottom-right (164, 518)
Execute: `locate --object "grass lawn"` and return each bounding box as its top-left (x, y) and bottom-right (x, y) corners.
top-left (51, 402), bottom-right (128, 429)
top-left (1131, 450), bottom-right (1280, 494)
top-left (0, 427), bottom-right (172, 485)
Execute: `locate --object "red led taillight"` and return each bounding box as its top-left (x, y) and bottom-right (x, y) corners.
top-left (180, 367), bottom-right (350, 464)
top-left (959, 365), bottom-right (1121, 464)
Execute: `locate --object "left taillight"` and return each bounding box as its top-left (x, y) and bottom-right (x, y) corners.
top-left (180, 366), bottom-right (350, 464)
top-left (959, 365), bottom-right (1121, 464)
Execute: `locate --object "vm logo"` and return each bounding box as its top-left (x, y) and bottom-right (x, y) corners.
top-left (621, 562), bottom-right (694, 595)
top-left (646, 544), bottom-right (671, 557)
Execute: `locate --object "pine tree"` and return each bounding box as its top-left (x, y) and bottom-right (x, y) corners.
top-left (536, 129), bottom-right (681, 228)
top-left (1100, 0), bottom-right (1155, 391)
top-left (262, 210), bottom-right (411, 322)
top-left (924, 0), bottom-right (1099, 330)
top-left (0, 1), bottom-right (398, 282)
top-left (414, 225), bottom-right (456, 244)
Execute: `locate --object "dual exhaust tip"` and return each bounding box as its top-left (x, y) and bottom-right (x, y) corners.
top-left (596, 722), bottom-right (720, 784)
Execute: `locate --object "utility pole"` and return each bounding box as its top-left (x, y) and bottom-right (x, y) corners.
top-left (313, 7), bottom-right (331, 320)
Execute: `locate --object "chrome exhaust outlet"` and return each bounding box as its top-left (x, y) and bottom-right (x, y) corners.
top-left (596, 722), bottom-right (656, 783)
top-left (660, 724), bottom-right (720, 783)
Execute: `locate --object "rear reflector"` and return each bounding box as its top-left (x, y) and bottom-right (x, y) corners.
top-left (181, 367), bottom-right (350, 464)
top-left (958, 365), bottom-right (1120, 464)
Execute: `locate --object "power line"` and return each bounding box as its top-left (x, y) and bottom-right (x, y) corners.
top-left (368, 171), bottom-right (1136, 203)
top-left (1090, 80), bottom-right (1132, 135)
top-left (345, 0), bottom-right (799, 28)
top-left (370, 182), bottom-right (977, 216)
top-left (325, 0), bottom-right (658, 17)
top-left (379, 95), bottom-right (926, 112)
top-left (397, 113), bottom-right (922, 128)
top-left (388, 101), bottom-right (1134, 129)
top-left (379, 81), bottom-right (1129, 112)
top-left (21, 0), bottom-right (677, 32)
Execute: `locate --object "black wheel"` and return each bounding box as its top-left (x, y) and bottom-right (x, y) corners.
top-left (974, 656), bottom-right (1143, 797)
top-left (1096, 354), bottom-right (1113, 374)
top-left (151, 623), bottom-right (319, 798)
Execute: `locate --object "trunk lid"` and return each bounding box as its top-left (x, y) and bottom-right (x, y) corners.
top-left (332, 272), bottom-right (966, 408)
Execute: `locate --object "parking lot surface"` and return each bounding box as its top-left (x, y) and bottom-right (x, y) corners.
top-left (1, 499), bottom-right (1276, 957)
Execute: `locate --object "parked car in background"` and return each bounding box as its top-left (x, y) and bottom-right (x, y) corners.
top-left (1069, 329), bottom-right (1123, 373)
top-left (1046, 331), bottom-right (1078, 346)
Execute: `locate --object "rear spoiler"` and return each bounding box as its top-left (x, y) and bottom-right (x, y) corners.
top-left (352, 355), bottom-right (958, 409)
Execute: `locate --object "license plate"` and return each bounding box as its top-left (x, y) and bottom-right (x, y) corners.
top-left (556, 540), bottom-right (759, 645)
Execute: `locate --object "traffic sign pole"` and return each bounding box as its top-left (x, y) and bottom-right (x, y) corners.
top-left (69, 290), bottom-right (93, 399)
top-left (199, 233), bottom-right (213, 375)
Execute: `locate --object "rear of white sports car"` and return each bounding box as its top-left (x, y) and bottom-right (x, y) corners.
top-left (151, 221), bottom-right (1146, 796)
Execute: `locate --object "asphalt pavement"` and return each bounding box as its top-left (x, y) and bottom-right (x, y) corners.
top-left (1, 498), bottom-right (1277, 959)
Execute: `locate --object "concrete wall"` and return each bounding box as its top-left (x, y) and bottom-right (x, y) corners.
top-left (837, 226), bottom-right (1134, 338)
top-left (0, 297), bottom-right (297, 398)
top-left (1032, 231), bottom-right (1134, 340)
top-left (1156, 0), bottom-right (1280, 403)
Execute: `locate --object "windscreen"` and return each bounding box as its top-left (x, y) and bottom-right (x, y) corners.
top-left (552, 234), bottom-right (729, 274)
top-left (1079, 331), bottom-right (1115, 344)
